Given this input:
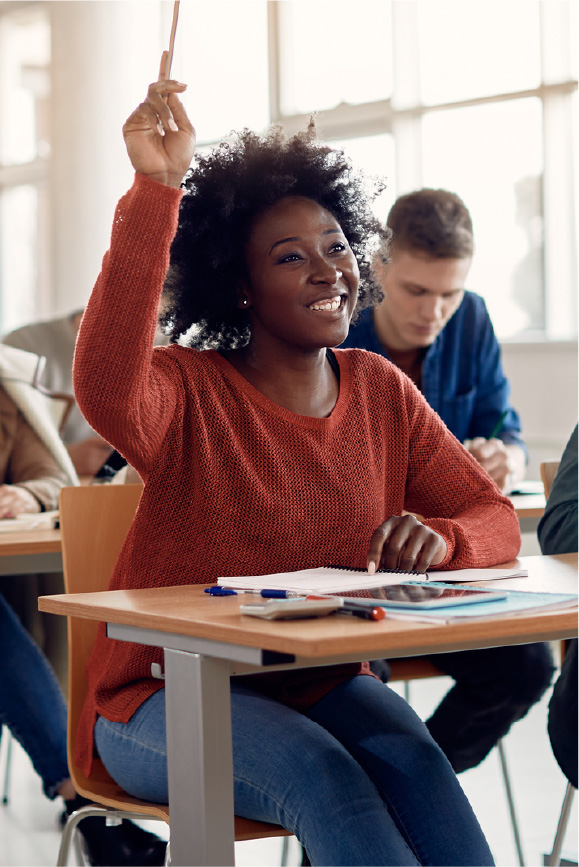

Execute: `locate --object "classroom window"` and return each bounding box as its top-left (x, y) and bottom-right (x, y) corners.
top-left (168, 0), bottom-right (270, 145)
top-left (416, 0), bottom-right (542, 104)
top-left (0, 4), bottom-right (50, 332)
top-left (421, 98), bottom-right (544, 336)
top-left (276, 0), bottom-right (393, 115)
top-left (0, 0), bottom-right (576, 342)
top-left (270, 0), bottom-right (577, 341)
top-left (0, 184), bottom-right (42, 332)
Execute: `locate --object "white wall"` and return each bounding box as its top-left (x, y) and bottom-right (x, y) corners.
top-left (501, 339), bottom-right (578, 479)
top-left (48, 1), bottom-right (164, 314)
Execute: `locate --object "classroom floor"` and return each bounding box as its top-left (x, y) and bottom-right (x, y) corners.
top-left (0, 667), bottom-right (576, 867)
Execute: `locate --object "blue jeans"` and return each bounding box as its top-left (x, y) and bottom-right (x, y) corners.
top-left (95, 676), bottom-right (494, 866)
top-left (0, 594), bottom-right (69, 799)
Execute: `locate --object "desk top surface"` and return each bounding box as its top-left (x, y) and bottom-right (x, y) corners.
top-left (39, 553), bottom-right (577, 659)
top-left (0, 525), bottom-right (62, 557)
top-left (509, 492), bottom-right (547, 518)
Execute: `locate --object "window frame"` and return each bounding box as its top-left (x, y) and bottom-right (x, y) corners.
top-left (267, 0), bottom-right (578, 343)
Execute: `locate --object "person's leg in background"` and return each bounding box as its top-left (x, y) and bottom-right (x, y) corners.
top-left (0, 594), bottom-right (167, 867)
top-left (424, 643), bottom-right (555, 772)
top-left (547, 638), bottom-right (578, 789)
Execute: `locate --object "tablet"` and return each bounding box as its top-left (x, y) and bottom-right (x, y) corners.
top-left (337, 584), bottom-right (507, 609)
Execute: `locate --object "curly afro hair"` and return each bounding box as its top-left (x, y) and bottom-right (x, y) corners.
top-left (161, 121), bottom-right (390, 350)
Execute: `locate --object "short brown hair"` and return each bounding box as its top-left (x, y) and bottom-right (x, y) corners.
top-left (387, 189), bottom-right (473, 259)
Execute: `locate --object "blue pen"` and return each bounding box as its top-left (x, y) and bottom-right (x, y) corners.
top-left (204, 587), bottom-right (237, 596)
top-left (205, 586), bottom-right (303, 598)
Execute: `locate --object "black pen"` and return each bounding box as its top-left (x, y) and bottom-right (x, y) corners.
top-left (337, 604), bottom-right (386, 621)
top-left (306, 595), bottom-right (386, 621)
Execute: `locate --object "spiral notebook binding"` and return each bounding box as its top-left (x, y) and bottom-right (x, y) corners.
top-left (327, 565), bottom-right (425, 577)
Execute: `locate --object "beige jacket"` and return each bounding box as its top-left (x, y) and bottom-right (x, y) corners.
top-left (0, 345), bottom-right (79, 510)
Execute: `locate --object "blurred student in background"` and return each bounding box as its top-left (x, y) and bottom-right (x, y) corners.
top-left (0, 344), bottom-right (166, 865)
top-left (538, 424), bottom-right (578, 790)
top-left (342, 189), bottom-right (554, 774)
top-left (3, 311), bottom-right (113, 477)
top-left (342, 188), bottom-right (526, 493)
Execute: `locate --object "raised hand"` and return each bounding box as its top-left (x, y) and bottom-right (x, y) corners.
top-left (367, 513), bottom-right (447, 575)
top-left (123, 52), bottom-right (196, 188)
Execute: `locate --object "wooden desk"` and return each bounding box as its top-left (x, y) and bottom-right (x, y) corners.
top-left (510, 492), bottom-right (546, 534)
top-left (0, 526), bottom-right (62, 575)
top-left (39, 553), bottom-right (577, 866)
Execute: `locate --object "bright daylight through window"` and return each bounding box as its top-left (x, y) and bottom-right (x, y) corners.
top-left (0, 0), bottom-right (577, 341)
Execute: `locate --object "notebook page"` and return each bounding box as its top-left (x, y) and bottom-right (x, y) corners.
top-left (217, 565), bottom-right (528, 594)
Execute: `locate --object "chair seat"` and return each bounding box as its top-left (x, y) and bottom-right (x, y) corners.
top-left (388, 658), bottom-right (442, 681)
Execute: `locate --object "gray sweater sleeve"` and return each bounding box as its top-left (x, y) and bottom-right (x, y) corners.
top-left (538, 425), bottom-right (578, 555)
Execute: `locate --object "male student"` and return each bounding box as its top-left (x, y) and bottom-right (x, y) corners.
top-left (342, 188), bottom-right (554, 772)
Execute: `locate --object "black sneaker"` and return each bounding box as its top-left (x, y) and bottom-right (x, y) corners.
top-left (65, 796), bottom-right (167, 866)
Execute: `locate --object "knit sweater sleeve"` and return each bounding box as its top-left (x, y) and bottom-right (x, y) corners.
top-left (400, 374), bottom-right (521, 568)
top-left (73, 174), bottom-right (183, 473)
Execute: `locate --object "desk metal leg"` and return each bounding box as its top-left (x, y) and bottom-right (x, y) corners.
top-left (164, 649), bottom-right (235, 867)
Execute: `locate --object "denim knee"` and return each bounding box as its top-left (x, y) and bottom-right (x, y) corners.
top-left (94, 691), bottom-right (168, 803)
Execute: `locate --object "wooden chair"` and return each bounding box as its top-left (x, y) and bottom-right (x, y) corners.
top-left (57, 483), bottom-right (290, 866)
top-left (541, 461), bottom-right (560, 500)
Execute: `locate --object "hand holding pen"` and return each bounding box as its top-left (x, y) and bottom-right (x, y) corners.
top-left (463, 411), bottom-right (513, 492)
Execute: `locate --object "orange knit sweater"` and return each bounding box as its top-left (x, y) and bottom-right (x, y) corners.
top-left (73, 174), bottom-right (521, 775)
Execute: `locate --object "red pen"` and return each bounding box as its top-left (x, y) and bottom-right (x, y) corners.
top-left (306, 595), bottom-right (386, 621)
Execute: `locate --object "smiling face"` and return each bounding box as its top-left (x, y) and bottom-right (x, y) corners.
top-left (374, 249), bottom-right (471, 352)
top-left (241, 196), bottom-right (360, 354)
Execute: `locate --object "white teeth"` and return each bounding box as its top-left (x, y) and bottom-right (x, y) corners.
top-left (309, 297), bottom-right (342, 312)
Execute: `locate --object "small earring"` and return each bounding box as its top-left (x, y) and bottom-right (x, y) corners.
top-left (242, 298), bottom-right (248, 307)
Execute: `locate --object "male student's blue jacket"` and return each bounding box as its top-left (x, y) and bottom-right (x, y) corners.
top-left (341, 290), bottom-right (525, 449)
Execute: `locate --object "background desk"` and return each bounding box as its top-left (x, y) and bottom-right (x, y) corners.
top-left (0, 526), bottom-right (62, 576)
top-left (510, 492), bottom-right (546, 536)
top-left (40, 553), bottom-right (577, 867)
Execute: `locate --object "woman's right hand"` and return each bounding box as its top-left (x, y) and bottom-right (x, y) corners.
top-left (123, 52), bottom-right (196, 188)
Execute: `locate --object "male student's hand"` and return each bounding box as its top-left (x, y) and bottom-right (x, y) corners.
top-left (463, 437), bottom-right (526, 493)
top-left (367, 514), bottom-right (447, 575)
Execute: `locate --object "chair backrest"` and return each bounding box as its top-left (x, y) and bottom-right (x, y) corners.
top-left (541, 461), bottom-right (560, 500)
top-left (58, 484), bottom-right (160, 811)
top-left (58, 483), bottom-right (292, 840)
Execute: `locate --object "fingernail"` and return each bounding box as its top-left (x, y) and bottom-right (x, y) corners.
top-left (367, 560), bottom-right (376, 576)
top-left (157, 122), bottom-right (165, 137)
top-left (168, 118), bottom-right (178, 132)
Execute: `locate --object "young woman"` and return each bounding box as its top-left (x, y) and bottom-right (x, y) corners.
top-left (73, 65), bottom-right (520, 866)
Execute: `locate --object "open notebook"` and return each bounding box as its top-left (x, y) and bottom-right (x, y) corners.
top-left (0, 510), bottom-right (59, 532)
top-left (217, 565), bottom-right (528, 595)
